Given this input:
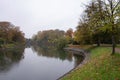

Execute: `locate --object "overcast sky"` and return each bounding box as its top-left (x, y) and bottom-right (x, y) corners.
top-left (0, 0), bottom-right (90, 38)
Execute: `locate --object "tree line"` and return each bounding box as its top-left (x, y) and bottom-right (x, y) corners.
top-left (31, 0), bottom-right (120, 54)
top-left (74, 0), bottom-right (120, 54)
top-left (32, 29), bottom-right (73, 49)
top-left (0, 22), bottom-right (25, 48)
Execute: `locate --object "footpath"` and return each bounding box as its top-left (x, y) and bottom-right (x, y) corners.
top-left (115, 48), bottom-right (120, 54)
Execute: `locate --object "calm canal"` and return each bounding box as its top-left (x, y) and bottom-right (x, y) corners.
top-left (0, 46), bottom-right (84, 80)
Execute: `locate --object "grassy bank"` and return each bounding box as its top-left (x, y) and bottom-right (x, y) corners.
top-left (62, 47), bottom-right (120, 80)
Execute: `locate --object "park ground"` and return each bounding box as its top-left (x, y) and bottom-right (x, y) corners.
top-left (61, 45), bottom-right (120, 80)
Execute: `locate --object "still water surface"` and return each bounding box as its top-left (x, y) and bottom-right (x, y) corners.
top-left (0, 46), bottom-right (84, 80)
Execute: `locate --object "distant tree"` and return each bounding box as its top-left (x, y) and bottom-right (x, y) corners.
top-left (0, 21), bottom-right (25, 45)
top-left (65, 28), bottom-right (73, 38)
top-left (65, 28), bottom-right (74, 44)
top-left (32, 29), bottom-right (66, 49)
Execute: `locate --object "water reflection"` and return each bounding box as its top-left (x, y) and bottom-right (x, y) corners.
top-left (0, 45), bottom-right (84, 80)
top-left (32, 45), bottom-right (84, 67)
top-left (0, 47), bottom-right (25, 72)
top-left (73, 54), bottom-right (85, 67)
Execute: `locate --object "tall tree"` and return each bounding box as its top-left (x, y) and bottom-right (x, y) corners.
top-left (75, 0), bottom-right (120, 53)
top-left (103, 0), bottom-right (120, 54)
top-left (85, 0), bottom-right (107, 46)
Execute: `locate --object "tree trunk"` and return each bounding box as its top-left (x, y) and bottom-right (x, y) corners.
top-left (111, 35), bottom-right (115, 55)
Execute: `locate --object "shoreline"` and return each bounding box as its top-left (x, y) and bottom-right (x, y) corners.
top-left (57, 47), bottom-right (90, 80)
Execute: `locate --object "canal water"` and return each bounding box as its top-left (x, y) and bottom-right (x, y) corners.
top-left (0, 46), bottom-right (84, 80)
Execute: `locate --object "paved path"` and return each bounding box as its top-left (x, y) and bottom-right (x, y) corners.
top-left (64, 47), bottom-right (90, 58)
top-left (115, 48), bottom-right (120, 53)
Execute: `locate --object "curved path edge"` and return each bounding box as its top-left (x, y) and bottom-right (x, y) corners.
top-left (57, 48), bottom-right (90, 80)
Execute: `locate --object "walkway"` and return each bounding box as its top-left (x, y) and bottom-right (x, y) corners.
top-left (115, 48), bottom-right (120, 54)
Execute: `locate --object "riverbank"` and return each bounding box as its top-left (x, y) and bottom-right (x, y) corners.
top-left (0, 43), bottom-right (25, 51)
top-left (57, 47), bottom-right (90, 79)
top-left (61, 46), bottom-right (120, 80)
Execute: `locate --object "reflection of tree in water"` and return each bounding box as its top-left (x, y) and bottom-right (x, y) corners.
top-left (73, 54), bottom-right (84, 67)
top-left (0, 47), bottom-right (25, 72)
top-left (32, 45), bottom-right (84, 66)
top-left (31, 45), bottom-right (73, 61)
top-left (60, 50), bottom-right (84, 67)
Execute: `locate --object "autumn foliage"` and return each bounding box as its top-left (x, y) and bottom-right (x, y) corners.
top-left (0, 21), bottom-right (25, 46)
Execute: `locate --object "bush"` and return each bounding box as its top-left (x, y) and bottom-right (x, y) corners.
top-left (56, 37), bottom-right (68, 49)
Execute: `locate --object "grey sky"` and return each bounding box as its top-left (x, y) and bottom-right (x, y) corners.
top-left (0, 0), bottom-right (90, 38)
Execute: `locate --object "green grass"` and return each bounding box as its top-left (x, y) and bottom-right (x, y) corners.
top-left (1, 44), bottom-right (15, 48)
top-left (62, 47), bottom-right (120, 80)
top-left (117, 45), bottom-right (120, 48)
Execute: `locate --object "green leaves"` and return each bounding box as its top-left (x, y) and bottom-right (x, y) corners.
top-left (75, 0), bottom-right (120, 46)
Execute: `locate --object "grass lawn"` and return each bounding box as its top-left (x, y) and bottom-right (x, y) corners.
top-left (62, 47), bottom-right (120, 80)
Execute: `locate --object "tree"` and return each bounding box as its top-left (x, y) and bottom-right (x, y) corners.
top-left (103, 0), bottom-right (120, 54)
top-left (74, 0), bottom-right (105, 45)
top-left (85, 0), bottom-right (107, 46)
top-left (65, 28), bottom-right (73, 38)
top-left (32, 29), bottom-right (67, 49)
top-left (65, 28), bottom-right (74, 44)
top-left (74, 22), bottom-right (92, 44)
top-left (0, 21), bottom-right (25, 45)
top-left (75, 0), bottom-right (120, 54)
